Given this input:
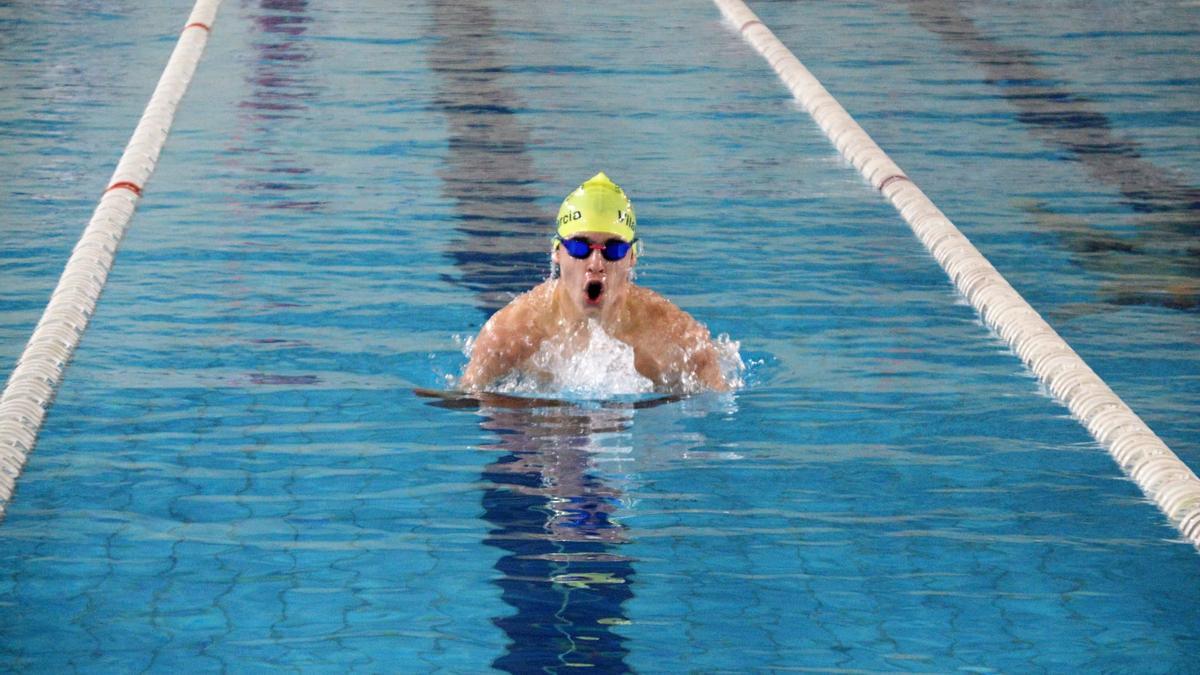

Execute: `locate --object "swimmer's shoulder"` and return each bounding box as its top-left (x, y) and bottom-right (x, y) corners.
top-left (627, 285), bottom-right (704, 332)
top-left (487, 281), bottom-right (552, 324)
top-left (479, 281), bottom-right (557, 350)
top-left (627, 285), bottom-right (672, 312)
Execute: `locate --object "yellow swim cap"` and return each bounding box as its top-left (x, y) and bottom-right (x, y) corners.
top-left (556, 172), bottom-right (636, 241)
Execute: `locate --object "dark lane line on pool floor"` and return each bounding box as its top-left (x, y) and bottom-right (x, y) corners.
top-left (905, 0), bottom-right (1200, 311)
top-left (426, 3), bottom-right (636, 672)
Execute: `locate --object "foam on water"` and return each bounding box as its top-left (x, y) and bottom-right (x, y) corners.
top-left (456, 322), bottom-right (745, 399)
top-left (715, 334), bottom-right (746, 382)
top-left (525, 320), bottom-right (654, 398)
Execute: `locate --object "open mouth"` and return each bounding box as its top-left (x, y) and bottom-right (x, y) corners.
top-left (585, 281), bottom-right (604, 304)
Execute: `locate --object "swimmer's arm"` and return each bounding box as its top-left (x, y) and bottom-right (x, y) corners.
top-left (460, 307), bottom-right (536, 392)
top-left (688, 337), bottom-right (730, 392)
top-left (661, 303), bottom-right (731, 392)
top-left (460, 321), bottom-right (511, 392)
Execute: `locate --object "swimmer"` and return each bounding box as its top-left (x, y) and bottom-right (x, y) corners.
top-left (460, 172), bottom-right (729, 393)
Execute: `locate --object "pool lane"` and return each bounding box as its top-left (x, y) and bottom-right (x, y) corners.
top-left (428, 2), bottom-right (637, 671)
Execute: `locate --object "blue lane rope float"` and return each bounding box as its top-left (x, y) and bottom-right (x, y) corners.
top-left (0, 0), bottom-right (223, 517)
top-left (713, 0), bottom-right (1200, 548)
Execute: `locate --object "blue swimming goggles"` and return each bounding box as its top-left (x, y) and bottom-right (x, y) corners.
top-left (556, 236), bottom-right (638, 262)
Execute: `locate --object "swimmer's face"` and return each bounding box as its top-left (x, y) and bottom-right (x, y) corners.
top-left (553, 231), bottom-right (637, 315)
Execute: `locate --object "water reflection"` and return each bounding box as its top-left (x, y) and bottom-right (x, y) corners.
top-left (905, 0), bottom-right (1199, 311)
top-left (425, 1), bottom-right (634, 667)
top-left (233, 0), bottom-right (324, 213)
top-left (428, 0), bottom-right (548, 311)
top-left (213, 0), bottom-right (323, 384)
top-left (477, 400), bottom-right (638, 673)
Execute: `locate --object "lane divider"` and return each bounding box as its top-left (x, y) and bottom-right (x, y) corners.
top-left (713, 0), bottom-right (1200, 548)
top-left (0, 0), bottom-right (223, 517)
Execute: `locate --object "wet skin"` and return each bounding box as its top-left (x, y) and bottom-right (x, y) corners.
top-left (460, 231), bottom-right (729, 393)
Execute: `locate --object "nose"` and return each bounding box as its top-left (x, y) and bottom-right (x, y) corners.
top-left (586, 247), bottom-right (606, 270)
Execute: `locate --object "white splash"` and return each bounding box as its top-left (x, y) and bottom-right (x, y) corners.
top-left (522, 320), bottom-right (655, 398)
top-left (456, 324), bottom-right (745, 399)
top-left (713, 333), bottom-right (746, 390)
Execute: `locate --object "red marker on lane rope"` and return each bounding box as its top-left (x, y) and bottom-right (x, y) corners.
top-left (104, 181), bottom-right (143, 197)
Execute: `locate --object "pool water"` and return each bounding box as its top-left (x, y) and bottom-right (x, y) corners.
top-left (2, 0), bottom-right (1198, 671)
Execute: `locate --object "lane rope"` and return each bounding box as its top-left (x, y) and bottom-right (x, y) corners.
top-left (0, 0), bottom-right (224, 517)
top-left (713, 0), bottom-right (1200, 548)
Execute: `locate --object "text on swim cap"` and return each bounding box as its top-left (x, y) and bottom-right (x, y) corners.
top-left (559, 210), bottom-right (582, 227)
top-left (558, 209), bottom-right (634, 229)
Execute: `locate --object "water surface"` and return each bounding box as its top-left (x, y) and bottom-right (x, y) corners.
top-left (1, 1), bottom-right (1197, 671)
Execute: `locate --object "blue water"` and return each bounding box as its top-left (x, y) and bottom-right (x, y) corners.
top-left (2, 0), bottom-right (1198, 672)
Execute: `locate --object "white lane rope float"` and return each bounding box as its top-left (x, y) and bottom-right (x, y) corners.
top-left (713, 0), bottom-right (1200, 548)
top-left (0, 0), bottom-right (223, 517)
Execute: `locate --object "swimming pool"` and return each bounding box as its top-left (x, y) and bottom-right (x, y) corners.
top-left (2, 0), bottom-right (1197, 671)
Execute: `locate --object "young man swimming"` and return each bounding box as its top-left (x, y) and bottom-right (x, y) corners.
top-left (459, 172), bottom-right (729, 393)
